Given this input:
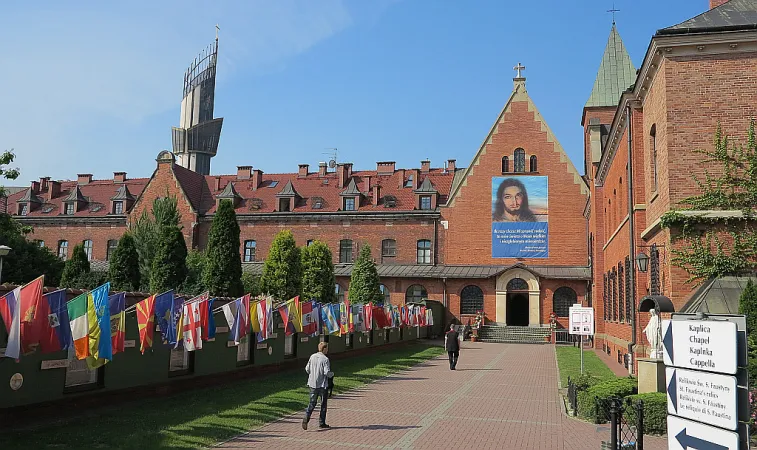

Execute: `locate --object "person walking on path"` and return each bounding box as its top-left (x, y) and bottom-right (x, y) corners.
top-left (445, 324), bottom-right (460, 370)
top-left (302, 342), bottom-right (334, 430)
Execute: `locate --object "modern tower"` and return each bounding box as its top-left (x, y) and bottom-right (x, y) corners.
top-left (172, 35), bottom-right (223, 175)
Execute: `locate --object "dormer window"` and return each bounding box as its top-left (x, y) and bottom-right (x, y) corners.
top-left (404, 175), bottom-right (414, 188)
top-left (312, 197), bottom-right (324, 209)
top-left (419, 196), bottom-right (432, 210)
top-left (279, 197), bottom-right (291, 212)
top-left (64, 202), bottom-right (74, 215)
top-left (19, 203), bottom-right (28, 216)
top-left (383, 195), bottom-right (397, 208)
top-left (113, 201), bottom-right (124, 214)
top-left (343, 197), bottom-right (355, 211)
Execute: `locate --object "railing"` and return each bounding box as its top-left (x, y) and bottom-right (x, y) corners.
top-left (553, 329), bottom-right (594, 347)
top-left (596, 397), bottom-right (645, 450)
top-left (566, 376), bottom-right (578, 416)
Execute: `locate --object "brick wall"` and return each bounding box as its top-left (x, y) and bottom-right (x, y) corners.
top-left (27, 222), bottom-right (128, 261)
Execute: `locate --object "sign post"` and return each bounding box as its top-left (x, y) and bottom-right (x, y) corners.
top-left (569, 304), bottom-right (594, 375)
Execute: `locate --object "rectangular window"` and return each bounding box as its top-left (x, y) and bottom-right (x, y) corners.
top-left (343, 197), bottom-right (355, 211)
top-left (65, 347), bottom-right (98, 388)
top-left (278, 197), bottom-right (291, 212)
top-left (58, 240), bottom-right (68, 260)
top-left (169, 346), bottom-right (191, 374)
top-left (284, 334), bottom-right (295, 357)
top-left (416, 240), bottom-right (431, 264)
top-left (306, 240), bottom-right (314, 247)
top-left (106, 240), bottom-right (118, 260)
top-left (651, 126), bottom-right (658, 192)
top-left (113, 201), bottom-right (124, 214)
top-left (381, 239), bottom-right (397, 258)
top-left (419, 196), bottom-right (432, 210)
top-left (19, 203), bottom-right (28, 216)
top-left (244, 240), bottom-right (257, 262)
top-left (237, 335), bottom-right (251, 364)
top-left (37, 240), bottom-right (45, 248)
top-left (404, 175), bottom-right (413, 188)
top-left (83, 240), bottom-right (93, 260)
top-left (340, 240), bottom-right (353, 263)
top-left (64, 202), bottom-right (74, 215)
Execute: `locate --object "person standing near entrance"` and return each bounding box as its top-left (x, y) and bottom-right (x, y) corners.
top-left (445, 324), bottom-right (460, 370)
top-left (302, 342), bottom-right (334, 430)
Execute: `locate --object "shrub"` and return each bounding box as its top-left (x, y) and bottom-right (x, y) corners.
top-left (301, 241), bottom-right (336, 303)
top-left (260, 230), bottom-right (301, 300)
top-left (242, 272), bottom-right (262, 297)
top-left (202, 200), bottom-right (243, 297)
top-left (571, 371), bottom-right (603, 392)
top-left (60, 244), bottom-right (90, 287)
top-left (624, 392), bottom-right (667, 435)
top-left (348, 245), bottom-right (383, 304)
top-left (577, 377), bottom-right (638, 423)
top-left (108, 233), bottom-right (140, 291)
top-left (149, 226), bottom-right (188, 293)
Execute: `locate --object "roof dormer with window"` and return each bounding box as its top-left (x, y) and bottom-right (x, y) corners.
top-left (61, 185), bottom-right (87, 215)
top-left (275, 180), bottom-right (299, 212)
top-left (339, 178), bottom-right (362, 211)
top-left (413, 177), bottom-right (438, 210)
top-left (17, 187), bottom-right (42, 216)
top-left (215, 181), bottom-right (242, 209)
top-left (110, 184), bottom-right (136, 215)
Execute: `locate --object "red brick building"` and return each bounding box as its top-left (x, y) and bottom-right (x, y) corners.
top-left (585, 0), bottom-right (757, 373)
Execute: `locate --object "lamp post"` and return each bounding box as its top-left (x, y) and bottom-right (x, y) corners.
top-left (0, 245), bottom-right (11, 285)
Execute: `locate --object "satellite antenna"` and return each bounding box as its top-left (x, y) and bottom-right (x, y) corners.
top-left (323, 148), bottom-right (338, 169)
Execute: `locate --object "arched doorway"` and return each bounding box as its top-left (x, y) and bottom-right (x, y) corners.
top-left (506, 293), bottom-right (529, 326)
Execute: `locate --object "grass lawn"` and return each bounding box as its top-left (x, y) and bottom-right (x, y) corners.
top-left (0, 343), bottom-right (444, 449)
top-left (555, 346), bottom-right (618, 387)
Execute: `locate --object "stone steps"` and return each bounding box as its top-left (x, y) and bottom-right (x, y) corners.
top-left (477, 325), bottom-right (551, 344)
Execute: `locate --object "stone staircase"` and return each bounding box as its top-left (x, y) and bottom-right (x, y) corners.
top-left (477, 325), bottom-right (551, 344)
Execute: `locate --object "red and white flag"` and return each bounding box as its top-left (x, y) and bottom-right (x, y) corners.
top-left (302, 301), bottom-right (319, 336)
top-left (182, 294), bottom-right (207, 351)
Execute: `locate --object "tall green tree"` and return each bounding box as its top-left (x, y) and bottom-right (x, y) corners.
top-left (130, 194), bottom-right (182, 288)
top-left (260, 230), bottom-right (302, 300)
top-left (202, 200), bottom-right (243, 296)
top-left (0, 214), bottom-right (63, 286)
top-left (348, 244), bottom-right (382, 304)
top-left (181, 250), bottom-right (207, 295)
top-left (0, 149), bottom-right (20, 197)
top-left (108, 233), bottom-right (141, 291)
top-left (60, 244), bottom-right (91, 287)
top-left (149, 226), bottom-right (188, 293)
top-left (301, 240), bottom-right (336, 303)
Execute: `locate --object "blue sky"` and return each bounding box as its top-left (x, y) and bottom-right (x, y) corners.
top-left (1, 0), bottom-right (705, 184)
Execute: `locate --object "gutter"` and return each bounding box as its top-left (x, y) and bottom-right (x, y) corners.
top-left (626, 103), bottom-right (637, 375)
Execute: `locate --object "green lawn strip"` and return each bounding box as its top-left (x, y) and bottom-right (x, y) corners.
top-left (555, 345), bottom-right (618, 387)
top-left (1, 344), bottom-right (444, 450)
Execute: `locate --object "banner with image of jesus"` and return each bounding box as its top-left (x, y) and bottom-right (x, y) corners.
top-left (491, 176), bottom-right (548, 258)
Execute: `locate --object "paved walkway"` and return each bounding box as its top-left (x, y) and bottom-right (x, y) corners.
top-left (217, 342), bottom-right (667, 449)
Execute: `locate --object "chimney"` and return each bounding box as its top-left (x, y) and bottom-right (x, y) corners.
top-left (48, 181), bottom-right (61, 201)
top-left (710, 0), bottom-right (729, 8)
top-left (372, 184), bottom-right (381, 206)
top-left (298, 164), bottom-right (309, 178)
top-left (252, 169), bottom-right (263, 190)
top-left (337, 164), bottom-right (348, 189)
top-left (114, 172), bottom-right (127, 183)
top-left (318, 162), bottom-right (328, 177)
top-left (345, 163), bottom-right (353, 179)
top-left (31, 181), bottom-right (41, 194)
top-left (39, 177), bottom-right (50, 192)
top-left (236, 166), bottom-right (252, 180)
top-left (411, 169), bottom-right (420, 189)
top-left (377, 161), bottom-right (395, 175)
top-left (447, 159), bottom-right (456, 173)
top-left (363, 175), bottom-right (371, 193)
top-left (214, 176), bottom-right (222, 191)
top-left (421, 160), bottom-right (431, 174)
top-left (77, 174), bottom-right (93, 185)
top-left (397, 169), bottom-right (406, 188)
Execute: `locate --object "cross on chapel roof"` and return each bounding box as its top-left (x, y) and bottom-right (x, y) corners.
top-left (513, 62), bottom-right (526, 79)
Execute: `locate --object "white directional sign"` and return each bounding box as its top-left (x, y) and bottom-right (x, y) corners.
top-left (666, 367), bottom-right (737, 431)
top-left (662, 320), bottom-right (737, 374)
top-left (667, 415), bottom-right (739, 450)
top-left (568, 305), bottom-right (594, 336)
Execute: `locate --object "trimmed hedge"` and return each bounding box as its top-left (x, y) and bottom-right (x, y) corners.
top-left (571, 372), bottom-right (603, 392)
top-left (577, 377), bottom-right (638, 423)
top-left (625, 392), bottom-right (667, 435)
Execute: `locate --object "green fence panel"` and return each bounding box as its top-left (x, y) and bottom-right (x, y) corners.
top-left (1, 351), bottom-right (67, 408)
top-left (388, 327), bottom-right (401, 343)
top-left (327, 334), bottom-right (346, 353)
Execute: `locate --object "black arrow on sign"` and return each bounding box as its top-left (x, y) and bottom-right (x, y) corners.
top-left (667, 369), bottom-right (677, 413)
top-left (663, 321), bottom-right (674, 362)
top-left (675, 429), bottom-right (728, 450)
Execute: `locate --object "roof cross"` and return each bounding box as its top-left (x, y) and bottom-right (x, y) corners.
top-left (607, 4), bottom-right (620, 24)
top-left (513, 62), bottom-right (526, 79)
top-left (216, 24), bottom-right (220, 41)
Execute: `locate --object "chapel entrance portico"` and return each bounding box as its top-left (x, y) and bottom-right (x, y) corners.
top-left (495, 268), bottom-right (541, 326)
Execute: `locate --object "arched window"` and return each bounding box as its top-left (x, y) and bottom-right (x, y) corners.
top-left (335, 284), bottom-right (345, 303)
top-left (379, 284), bottom-right (391, 304)
top-left (529, 155), bottom-right (538, 172)
top-left (416, 240), bottom-right (431, 264)
top-left (501, 156), bottom-right (509, 173)
top-left (514, 148), bottom-right (526, 172)
top-left (460, 285), bottom-right (484, 315)
top-left (553, 287), bottom-right (577, 318)
top-left (506, 278), bottom-right (529, 291)
top-left (405, 284), bottom-right (427, 303)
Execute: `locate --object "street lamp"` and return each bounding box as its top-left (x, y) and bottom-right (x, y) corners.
top-left (635, 251), bottom-right (649, 273)
top-left (0, 245), bottom-right (11, 285)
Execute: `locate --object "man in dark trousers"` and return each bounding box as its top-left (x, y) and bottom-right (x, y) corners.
top-left (302, 342), bottom-right (334, 430)
top-left (445, 324), bottom-right (460, 370)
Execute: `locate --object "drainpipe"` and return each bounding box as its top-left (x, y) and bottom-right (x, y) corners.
top-left (626, 103), bottom-right (637, 375)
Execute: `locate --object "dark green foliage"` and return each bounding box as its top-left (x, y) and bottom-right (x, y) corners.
top-left (577, 377), bottom-right (638, 423)
top-left (149, 226), bottom-right (187, 293)
top-left (739, 279), bottom-right (757, 384)
top-left (202, 200), bottom-right (243, 297)
top-left (67, 271), bottom-right (108, 290)
top-left (260, 230), bottom-right (301, 300)
top-left (0, 149), bottom-right (20, 197)
top-left (60, 244), bottom-right (91, 288)
top-left (152, 195), bottom-right (181, 229)
top-left (242, 273), bottom-right (262, 296)
top-left (130, 194), bottom-right (182, 287)
top-left (301, 240), bottom-right (336, 303)
top-left (571, 371), bottom-right (603, 392)
top-left (348, 244), bottom-right (382, 304)
top-left (180, 250), bottom-right (206, 296)
top-left (624, 392), bottom-right (667, 435)
top-left (0, 214), bottom-right (63, 286)
top-left (108, 233), bottom-right (140, 291)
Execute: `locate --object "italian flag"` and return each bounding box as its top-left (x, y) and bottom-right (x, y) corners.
top-left (67, 293), bottom-right (89, 359)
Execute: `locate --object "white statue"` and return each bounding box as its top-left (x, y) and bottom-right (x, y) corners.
top-left (644, 309), bottom-right (663, 359)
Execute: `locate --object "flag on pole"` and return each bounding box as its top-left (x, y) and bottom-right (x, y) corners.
top-left (136, 294), bottom-right (156, 354)
top-left (86, 282), bottom-right (112, 368)
top-left (256, 297), bottom-right (272, 341)
top-left (222, 298), bottom-right (244, 345)
top-left (250, 298), bottom-right (260, 334)
top-left (290, 296), bottom-right (302, 333)
top-left (364, 303), bottom-right (373, 331)
top-left (153, 290), bottom-right (175, 345)
top-left (67, 292), bottom-right (89, 360)
top-left (0, 276), bottom-right (44, 358)
top-left (182, 294), bottom-right (206, 351)
top-left (108, 292), bottom-right (126, 355)
top-left (36, 289), bottom-right (72, 354)
top-left (1, 286), bottom-right (21, 359)
top-left (302, 301), bottom-right (319, 336)
top-left (278, 300), bottom-right (293, 336)
top-left (323, 303), bottom-right (340, 335)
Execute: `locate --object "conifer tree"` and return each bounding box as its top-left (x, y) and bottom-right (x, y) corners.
top-left (108, 233), bottom-right (140, 291)
top-left (181, 250), bottom-right (207, 295)
top-left (348, 244), bottom-right (383, 304)
top-left (202, 200), bottom-right (243, 296)
top-left (130, 194), bottom-right (182, 288)
top-left (60, 244), bottom-right (91, 287)
top-left (149, 226), bottom-right (188, 293)
top-left (301, 240), bottom-right (336, 303)
top-left (260, 230), bottom-right (301, 300)
top-left (738, 279), bottom-right (757, 384)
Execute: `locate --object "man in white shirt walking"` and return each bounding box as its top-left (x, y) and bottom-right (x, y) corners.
top-left (302, 342), bottom-right (334, 430)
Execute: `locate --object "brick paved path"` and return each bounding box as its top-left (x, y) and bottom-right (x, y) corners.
top-left (217, 342), bottom-right (667, 449)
